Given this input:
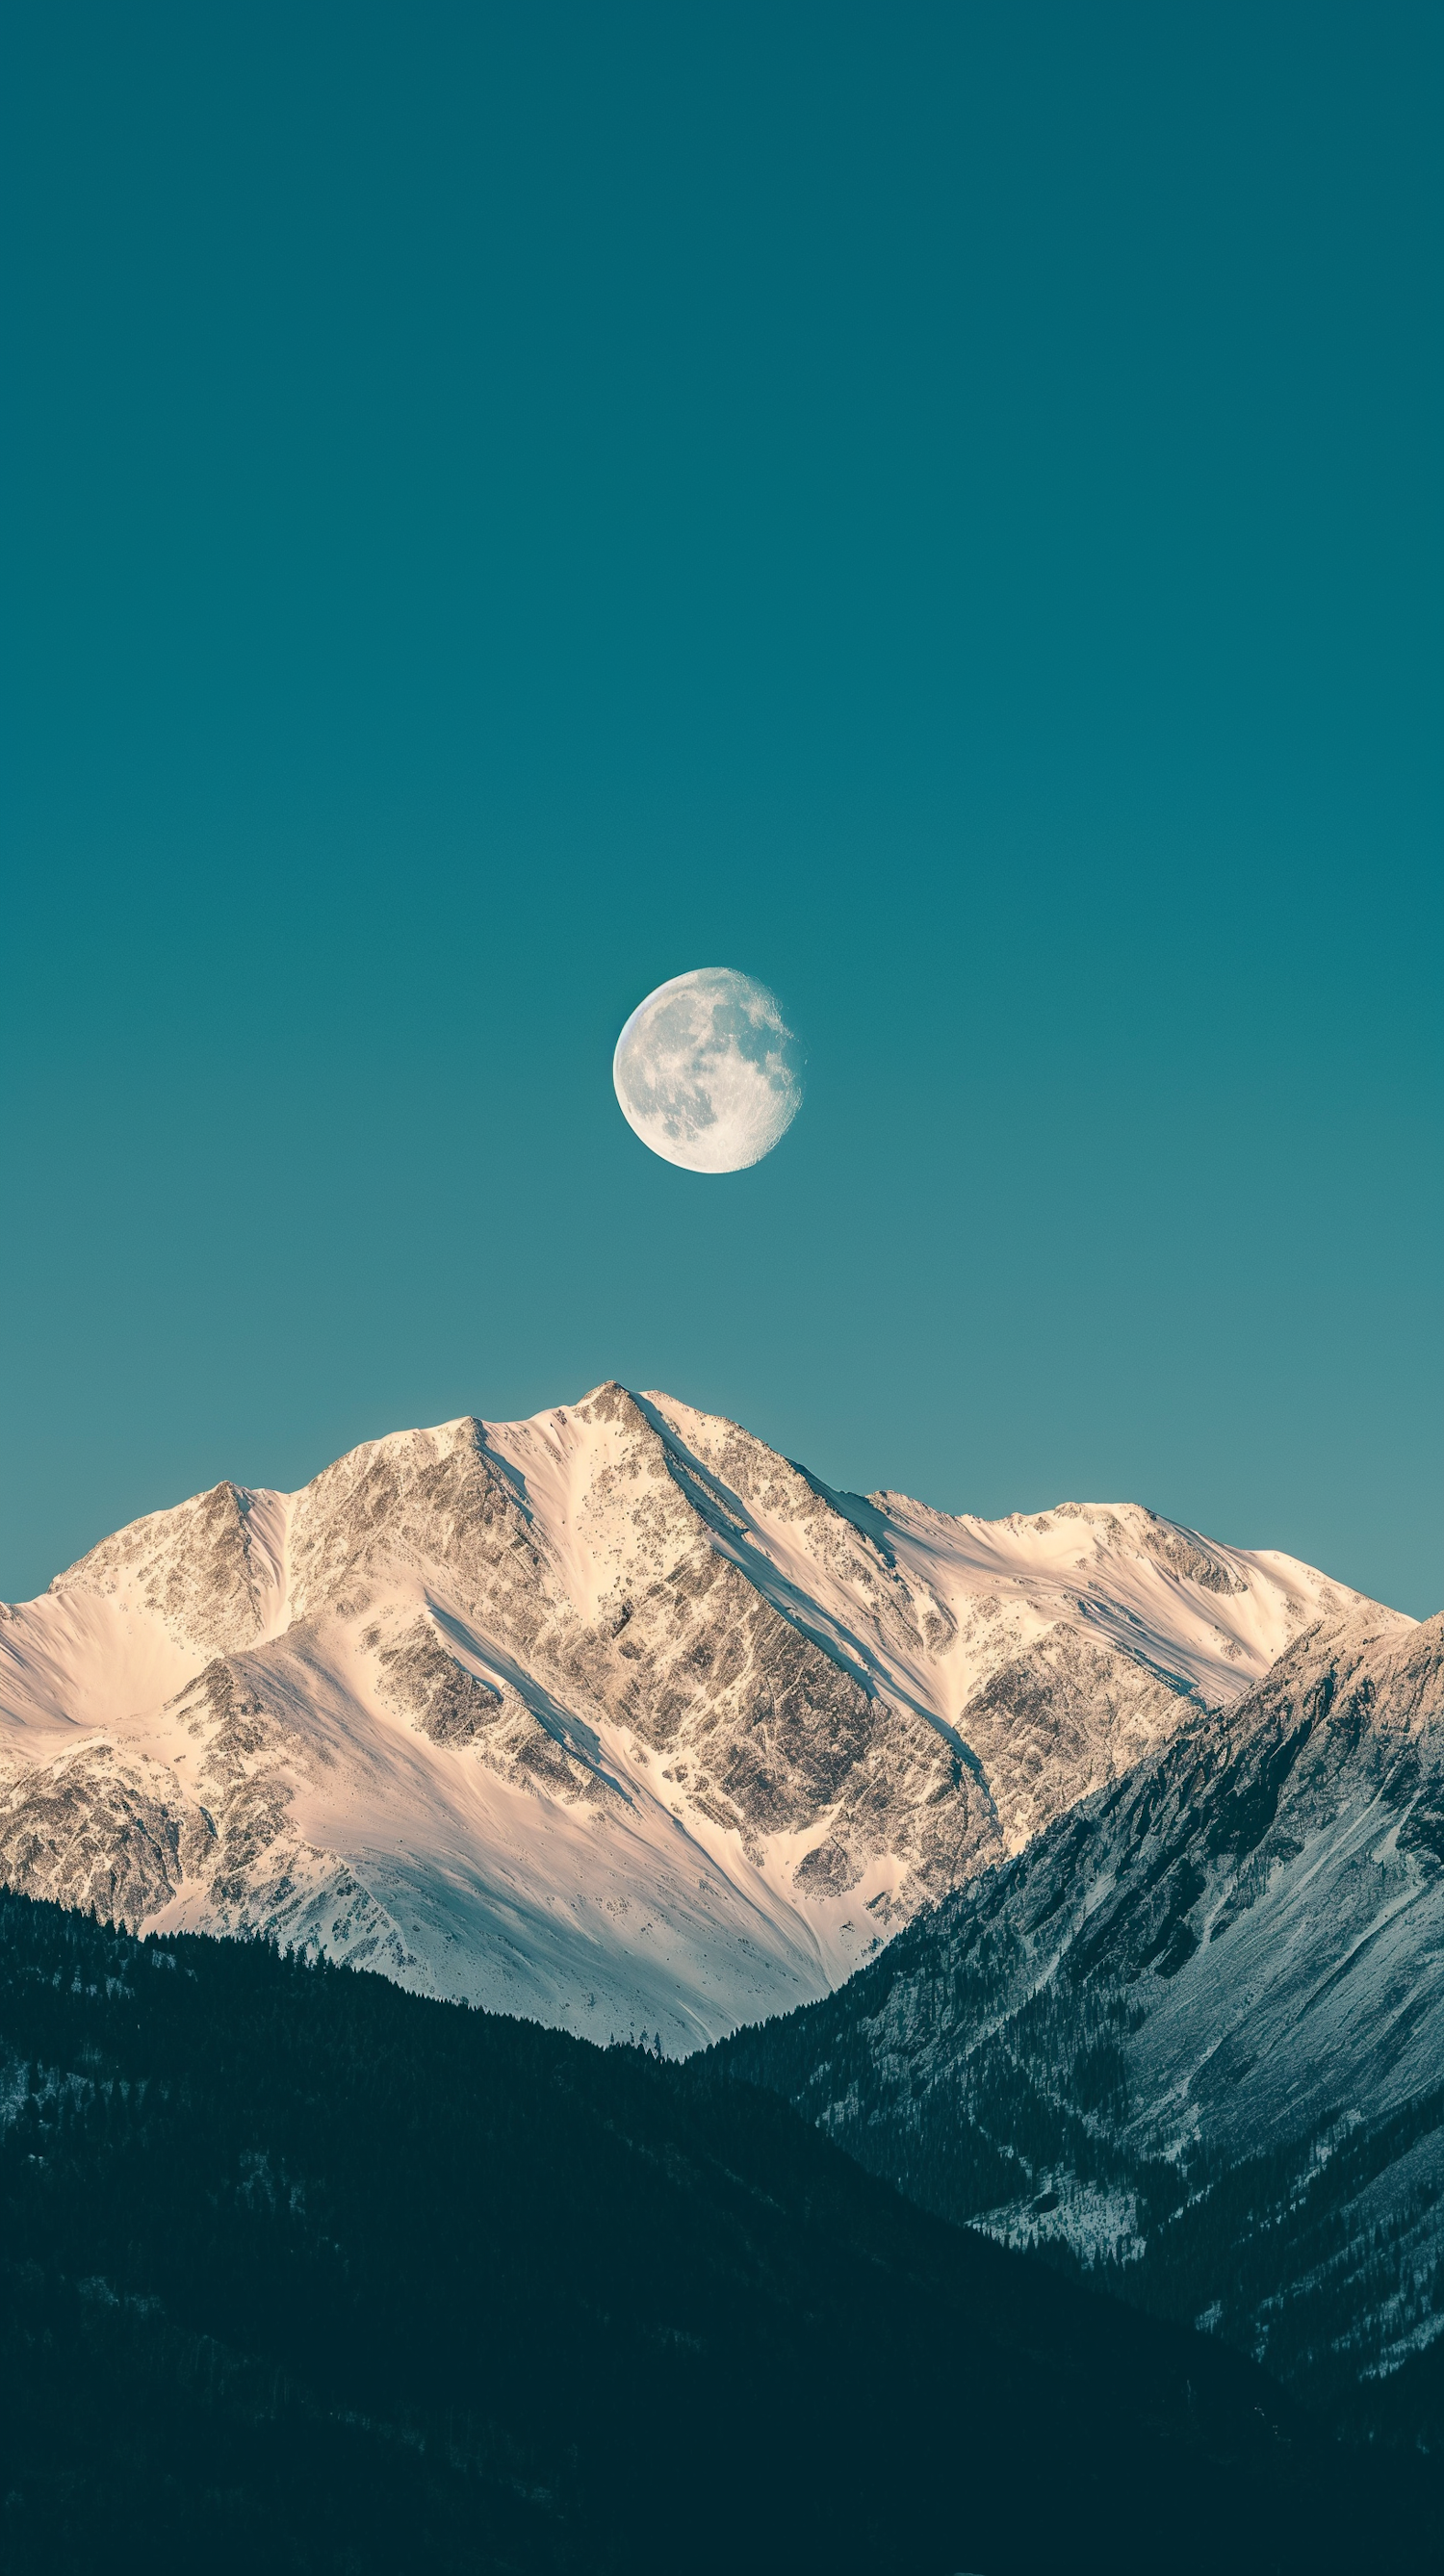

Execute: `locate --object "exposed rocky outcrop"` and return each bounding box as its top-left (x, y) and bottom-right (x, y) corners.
top-left (0, 1739), bottom-right (214, 1922)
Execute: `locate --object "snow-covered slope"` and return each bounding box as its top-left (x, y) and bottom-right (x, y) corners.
top-left (722, 1607), bottom-right (1444, 2417)
top-left (0, 1382), bottom-right (1386, 2048)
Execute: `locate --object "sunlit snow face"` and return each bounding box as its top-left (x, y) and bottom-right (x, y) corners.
top-left (612, 967), bottom-right (805, 1172)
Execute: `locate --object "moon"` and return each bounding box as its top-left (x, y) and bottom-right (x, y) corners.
top-left (612, 967), bottom-right (805, 1172)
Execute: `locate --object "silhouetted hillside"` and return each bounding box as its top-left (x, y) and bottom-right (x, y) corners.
top-left (0, 1891), bottom-right (1438, 2573)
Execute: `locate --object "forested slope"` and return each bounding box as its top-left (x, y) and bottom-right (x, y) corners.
top-left (2, 1891), bottom-right (1437, 2572)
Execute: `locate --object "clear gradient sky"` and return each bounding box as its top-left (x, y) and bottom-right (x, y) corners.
top-left (3, 3), bottom-right (1440, 1615)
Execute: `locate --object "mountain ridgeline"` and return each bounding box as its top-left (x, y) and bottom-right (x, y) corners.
top-left (0, 1383), bottom-right (1375, 2046)
top-left (1, 1384), bottom-right (1438, 2561)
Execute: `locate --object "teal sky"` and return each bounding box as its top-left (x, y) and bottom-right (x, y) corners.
top-left (3, 3), bottom-right (1440, 1615)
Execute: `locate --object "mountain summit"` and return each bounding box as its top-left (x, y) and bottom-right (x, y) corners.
top-left (0, 1384), bottom-right (1389, 2047)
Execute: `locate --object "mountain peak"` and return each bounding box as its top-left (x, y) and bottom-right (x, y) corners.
top-left (0, 1385), bottom-right (1403, 2046)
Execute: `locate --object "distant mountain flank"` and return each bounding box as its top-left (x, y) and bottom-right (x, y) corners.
top-left (0, 1383), bottom-right (1391, 2047)
top-left (720, 1606), bottom-right (1444, 2437)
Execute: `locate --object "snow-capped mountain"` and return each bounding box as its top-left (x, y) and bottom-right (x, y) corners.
top-left (0, 1382), bottom-right (1384, 2048)
top-left (722, 1606), bottom-right (1444, 2422)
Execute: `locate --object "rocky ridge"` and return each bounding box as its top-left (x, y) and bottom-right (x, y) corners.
top-left (0, 1381), bottom-right (1384, 2046)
